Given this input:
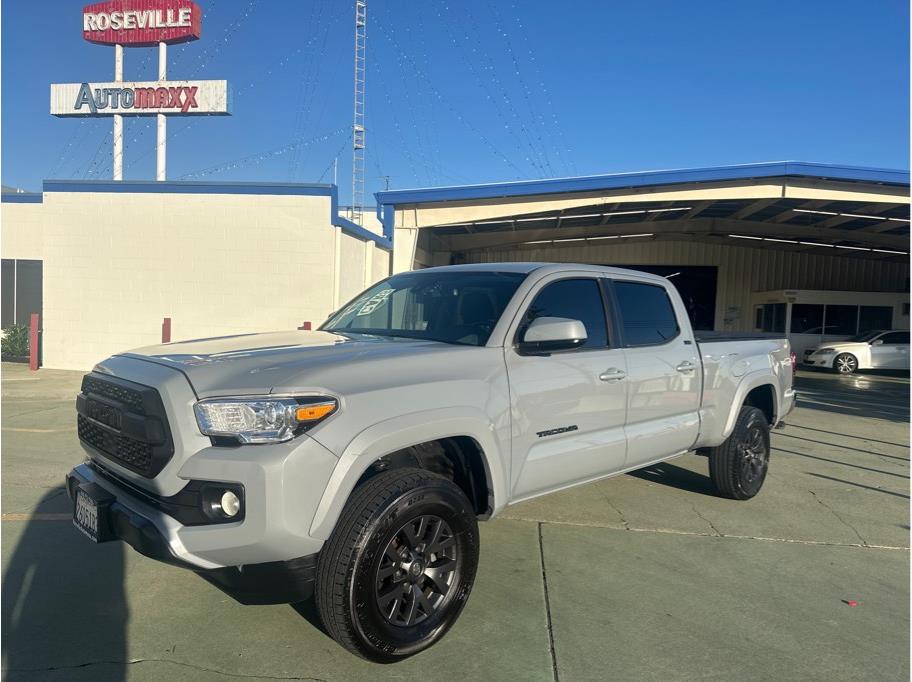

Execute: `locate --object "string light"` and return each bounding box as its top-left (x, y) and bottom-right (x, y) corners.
top-left (438, 1), bottom-right (552, 178)
top-left (374, 9), bottom-right (528, 181)
top-left (177, 127), bottom-right (348, 179)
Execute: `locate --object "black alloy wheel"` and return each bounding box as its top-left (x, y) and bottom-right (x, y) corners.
top-left (315, 468), bottom-right (479, 662)
top-left (709, 405), bottom-right (771, 500)
top-left (375, 515), bottom-right (458, 627)
top-left (737, 419), bottom-right (769, 494)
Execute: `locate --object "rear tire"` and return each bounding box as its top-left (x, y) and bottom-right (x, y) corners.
top-left (833, 353), bottom-right (858, 374)
top-left (708, 406), bottom-right (770, 500)
top-left (315, 467), bottom-right (479, 662)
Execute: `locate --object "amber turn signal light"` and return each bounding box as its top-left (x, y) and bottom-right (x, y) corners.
top-left (295, 402), bottom-right (337, 422)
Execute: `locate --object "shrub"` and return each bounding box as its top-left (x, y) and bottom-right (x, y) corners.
top-left (1, 324), bottom-right (30, 358)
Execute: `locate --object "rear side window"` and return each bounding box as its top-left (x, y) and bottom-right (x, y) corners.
top-left (521, 278), bottom-right (609, 348)
top-left (614, 281), bottom-right (680, 346)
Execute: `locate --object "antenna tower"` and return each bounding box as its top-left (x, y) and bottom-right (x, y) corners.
top-left (351, 0), bottom-right (367, 225)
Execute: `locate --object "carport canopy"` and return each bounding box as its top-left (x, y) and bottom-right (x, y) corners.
top-left (375, 162), bottom-right (910, 271)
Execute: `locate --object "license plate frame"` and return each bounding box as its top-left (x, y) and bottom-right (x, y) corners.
top-left (72, 483), bottom-right (115, 543)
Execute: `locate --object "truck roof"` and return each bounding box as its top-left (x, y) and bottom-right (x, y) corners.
top-left (414, 262), bottom-right (669, 283)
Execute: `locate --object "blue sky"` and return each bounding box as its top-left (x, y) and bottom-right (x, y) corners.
top-left (2, 0), bottom-right (909, 201)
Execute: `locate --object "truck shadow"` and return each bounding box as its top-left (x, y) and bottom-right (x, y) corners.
top-left (627, 461), bottom-right (717, 496)
top-left (289, 601), bottom-right (334, 643)
top-left (1, 487), bottom-right (128, 681)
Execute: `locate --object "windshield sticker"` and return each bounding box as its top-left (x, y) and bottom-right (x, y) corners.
top-left (356, 288), bottom-right (394, 316)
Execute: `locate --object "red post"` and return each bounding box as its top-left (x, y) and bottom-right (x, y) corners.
top-left (161, 317), bottom-right (172, 343)
top-left (28, 313), bottom-right (39, 371)
top-left (297, 321), bottom-right (312, 331)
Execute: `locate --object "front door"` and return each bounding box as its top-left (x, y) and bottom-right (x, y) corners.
top-left (871, 331), bottom-right (910, 369)
top-left (506, 276), bottom-right (628, 500)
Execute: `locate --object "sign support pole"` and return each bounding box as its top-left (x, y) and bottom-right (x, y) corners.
top-left (156, 41), bottom-right (167, 181)
top-left (113, 44), bottom-right (123, 180)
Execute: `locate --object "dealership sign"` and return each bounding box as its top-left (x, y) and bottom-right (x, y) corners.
top-left (53, 0), bottom-right (225, 180)
top-left (83, 0), bottom-right (201, 46)
top-left (51, 80), bottom-right (229, 116)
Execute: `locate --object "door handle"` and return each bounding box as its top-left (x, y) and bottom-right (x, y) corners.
top-left (599, 368), bottom-right (627, 382)
top-left (676, 361), bottom-right (696, 373)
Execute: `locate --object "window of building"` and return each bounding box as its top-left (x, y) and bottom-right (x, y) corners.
top-left (824, 305), bottom-right (858, 336)
top-left (790, 304), bottom-right (824, 334)
top-left (613, 281), bottom-right (679, 346)
top-left (761, 303), bottom-right (786, 334)
top-left (521, 278), bottom-right (609, 348)
top-left (1, 259), bottom-right (42, 329)
top-left (859, 306), bottom-right (893, 333)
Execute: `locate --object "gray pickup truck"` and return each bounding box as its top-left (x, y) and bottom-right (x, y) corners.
top-left (67, 263), bottom-right (795, 661)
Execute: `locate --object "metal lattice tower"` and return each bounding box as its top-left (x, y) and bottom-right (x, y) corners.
top-left (351, 0), bottom-right (367, 225)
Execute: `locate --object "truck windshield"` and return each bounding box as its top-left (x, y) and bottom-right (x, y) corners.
top-left (321, 271), bottom-right (528, 346)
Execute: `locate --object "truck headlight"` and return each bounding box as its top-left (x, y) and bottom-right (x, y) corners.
top-left (194, 396), bottom-right (337, 444)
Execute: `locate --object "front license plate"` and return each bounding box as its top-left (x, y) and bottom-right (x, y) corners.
top-left (74, 489), bottom-right (100, 542)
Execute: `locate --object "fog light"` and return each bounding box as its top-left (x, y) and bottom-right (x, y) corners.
top-left (220, 490), bottom-right (241, 517)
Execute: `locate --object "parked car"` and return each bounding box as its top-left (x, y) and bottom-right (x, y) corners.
top-left (803, 329), bottom-right (910, 374)
top-left (67, 263), bottom-right (795, 661)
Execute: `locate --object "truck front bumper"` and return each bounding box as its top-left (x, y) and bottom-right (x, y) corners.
top-left (66, 462), bottom-right (319, 604)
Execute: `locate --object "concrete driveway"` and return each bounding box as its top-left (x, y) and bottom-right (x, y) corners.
top-left (1, 363), bottom-right (908, 680)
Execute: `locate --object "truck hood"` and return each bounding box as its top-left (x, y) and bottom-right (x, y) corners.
top-left (120, 330), bottom-right (472, 396)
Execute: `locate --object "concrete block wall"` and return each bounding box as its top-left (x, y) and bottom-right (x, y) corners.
top-left (1, 186), bottom-right (391, 370)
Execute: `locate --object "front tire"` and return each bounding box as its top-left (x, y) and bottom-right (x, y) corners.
top-left (315, 468), bottom-right (479, 662)
top-left (708, 405), bottom-right (770, 500)
top-left (833, 353), bottom-right (858, 374)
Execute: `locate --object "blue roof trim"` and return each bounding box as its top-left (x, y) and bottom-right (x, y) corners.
top-left (38, 179), bottom-right (391, 249)
top-left (1, 193), bottom-right (43, 203)
top-left (337, 219), bottom-right (392, 249)
top-left (43, 179), bottom-right (336, 196)
top-left (374, 161), bottom-right (910, 206)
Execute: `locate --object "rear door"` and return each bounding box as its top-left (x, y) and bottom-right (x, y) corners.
top-left (505, 275), bottom-right (628, 499)
top-left (609, 278), bottom-right (702, 468)
top-left (871, 331), bottom-right (910, 369)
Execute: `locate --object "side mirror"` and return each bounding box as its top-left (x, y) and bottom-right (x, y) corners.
top-left (518, 317), bottom-right (587, 354)
top-left (872, 339), bottom-right (884, 346)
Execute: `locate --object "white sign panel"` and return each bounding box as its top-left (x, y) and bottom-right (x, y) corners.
top-left (51, 80), bottom-right (229, 116)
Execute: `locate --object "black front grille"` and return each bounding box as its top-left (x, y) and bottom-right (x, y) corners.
top-left (82, 375), bottom-right (147, 414)
top-left (76, 373), bottom-right (174, 477)
top-left (78, 415), bottom-right (153, 471)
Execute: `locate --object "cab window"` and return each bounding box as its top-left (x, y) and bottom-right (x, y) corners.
top-left (613, 281), bottom-right (680, 346)
top-left (519, 278), bottom-right (609, 349)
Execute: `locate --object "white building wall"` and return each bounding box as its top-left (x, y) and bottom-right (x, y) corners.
top-left (462, 239), bottom-right (909, 332)
top-left (2, 190), bottom-right (390, 370)
top-left (338, 231), bottom-right (368, 305)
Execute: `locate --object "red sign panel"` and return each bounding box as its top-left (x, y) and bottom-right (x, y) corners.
top-left (83, 0), bottom-right (201, 46)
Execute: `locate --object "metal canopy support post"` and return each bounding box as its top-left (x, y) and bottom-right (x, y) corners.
top-left (113, 44), bottom-right (124, 180)
top-left (157, 42), bottom-right (167, 181)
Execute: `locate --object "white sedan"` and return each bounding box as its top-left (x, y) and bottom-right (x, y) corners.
top-left (803, 330), bottom-right (910, 374)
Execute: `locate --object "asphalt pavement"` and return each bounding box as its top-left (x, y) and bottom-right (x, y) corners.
top-left (1, 363), bottom-right (908, 680)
